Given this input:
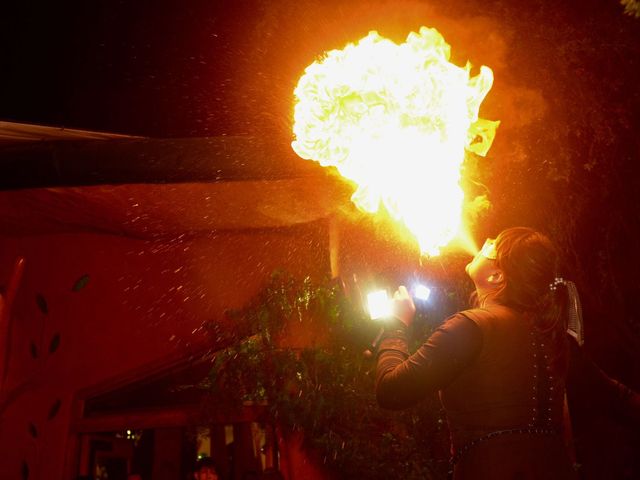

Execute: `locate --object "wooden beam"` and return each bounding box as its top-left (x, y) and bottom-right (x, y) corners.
top-left (0, 136), bottom-right (327, 190)
top-left (0, 257), bottom-right (25, 391)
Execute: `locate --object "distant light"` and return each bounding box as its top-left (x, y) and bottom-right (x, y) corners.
top-left (126, 429), bottom-right (132, 435)
top-left (367, 290), bottom-right (392, 320)
top-left (414, 284), bottom-right (431, 301)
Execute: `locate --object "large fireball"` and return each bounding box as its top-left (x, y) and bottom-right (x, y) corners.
top-left (292, 27), bottom-right (499, 256)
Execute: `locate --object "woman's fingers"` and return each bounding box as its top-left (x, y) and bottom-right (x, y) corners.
top-left (392, 285), bottom-right (416, 326)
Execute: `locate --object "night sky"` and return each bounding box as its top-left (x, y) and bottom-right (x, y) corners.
top-left (1, 0), bottom-right (261, 137)
top-left (2, 0), bottom-right (366, 137)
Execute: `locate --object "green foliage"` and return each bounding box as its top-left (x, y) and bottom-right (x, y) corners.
top-left (207, 272), bottom-right (450, 479)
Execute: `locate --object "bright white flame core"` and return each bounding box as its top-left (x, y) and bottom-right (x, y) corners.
top-left (292, 27), bottom-right (499, 255)
top-left (367, 290), bottom-right (392, 320)
top-left (413, 284), bottom-right (431, 301)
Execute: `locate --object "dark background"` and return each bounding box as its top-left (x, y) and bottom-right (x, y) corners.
top-left (1, 0), bottom-right (639, 477)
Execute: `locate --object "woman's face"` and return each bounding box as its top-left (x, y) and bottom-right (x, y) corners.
top-left (466, 239), bottom-right (503, 292)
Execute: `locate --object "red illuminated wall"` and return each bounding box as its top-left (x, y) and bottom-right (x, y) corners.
top-left (0, 224), bottom-right (330, 479)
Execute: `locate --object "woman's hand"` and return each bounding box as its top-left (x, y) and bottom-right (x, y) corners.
top-left (392, 285), bottom-right (416, 327)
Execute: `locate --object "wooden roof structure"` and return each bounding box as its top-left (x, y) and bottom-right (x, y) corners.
top-left (0, 122), bottom-right (352, 236)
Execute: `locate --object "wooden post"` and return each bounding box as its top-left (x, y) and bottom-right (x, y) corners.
top-left (233, 422), bottom-right (260, 479)
top-left (152, 427), bottom-right (183, 480)
top-left (0, 257), bottom-right (25, 391)
top-left (210, 424), bottom-right (231, 478)
top-left (329, 216), bottom-right (340, 279)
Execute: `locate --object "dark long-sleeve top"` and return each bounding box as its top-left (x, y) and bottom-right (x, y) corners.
top-left (376, 305), bottom-right (570, 446)
top-left (376, 314), bottom-right (640, 425)
top-left (376, 305), bottom-right (577, 479)
top-left (375, 314), bottom-right (482, 410)
top-left (377, 312), bottom-right (640, 423)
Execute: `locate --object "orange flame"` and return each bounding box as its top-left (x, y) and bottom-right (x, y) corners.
top-left (292, 27), bottom-right (499, 256)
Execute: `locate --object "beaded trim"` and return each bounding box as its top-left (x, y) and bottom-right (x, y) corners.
top-left (449, 426), bottom-right (559, 467)
top-left (549, 277), bottom-right (566, 291)
top-left (530, 327), bottom-right (555, 427)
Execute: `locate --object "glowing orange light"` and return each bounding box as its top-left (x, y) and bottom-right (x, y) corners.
top-left (292, 27), bottom-right (499, 256)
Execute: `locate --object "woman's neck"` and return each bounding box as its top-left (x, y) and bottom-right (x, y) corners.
top-left (475, 288), bottom-right (501, 308)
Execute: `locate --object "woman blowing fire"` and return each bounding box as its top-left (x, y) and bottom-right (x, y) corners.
top-left (376, 227), bottom-right (576, 479)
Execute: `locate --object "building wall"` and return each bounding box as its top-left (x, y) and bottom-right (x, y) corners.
top-left (0, 224), bottom-right (330, 480)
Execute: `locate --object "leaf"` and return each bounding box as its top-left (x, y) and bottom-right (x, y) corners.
top-left (35, 294), bottom-right (48, 314)
top-left (21, 461), bottom-right (29, 480)
top-left (72, 274), bottom-right (90, 292)
top-left (47, 399), bottom-right (62, 420)
top-left (49, 333), bottom-right (61, 354)
top-left (29, 341), bottom-right (38, 359)
top-left (28, 422), bottom-right (38, 438)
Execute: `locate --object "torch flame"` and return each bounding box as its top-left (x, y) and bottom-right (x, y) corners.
top-left (292, 27), bottom-right (499, 256)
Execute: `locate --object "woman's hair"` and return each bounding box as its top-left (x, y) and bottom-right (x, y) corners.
top-left (493, 227), bottom-right (558, 314)
top-left (492, 227), bottom-right (568, 365)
